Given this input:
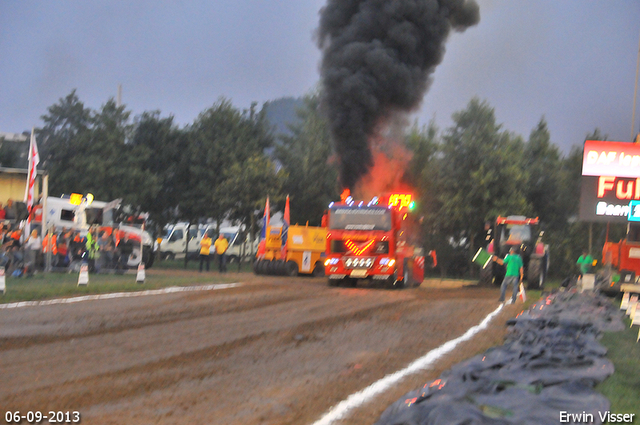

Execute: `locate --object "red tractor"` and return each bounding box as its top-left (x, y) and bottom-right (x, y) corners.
top-left (479, 216), bottom-right (549, 289)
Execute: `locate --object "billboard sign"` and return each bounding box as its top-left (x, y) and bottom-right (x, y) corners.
top-left (580, 141), bottom-right (640, 222)
top-left (582, 140), bottom-right (640, 178)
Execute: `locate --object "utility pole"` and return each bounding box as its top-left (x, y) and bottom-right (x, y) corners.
top-left (632, 28), bottom-right (640, 140)
top-left (117, 84), bottom-right (122, 108)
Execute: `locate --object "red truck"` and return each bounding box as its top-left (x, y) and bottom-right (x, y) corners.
top-left (602, 221), bottom-right (640, 293)
top-left (322, 191), bottom-right (427, 289)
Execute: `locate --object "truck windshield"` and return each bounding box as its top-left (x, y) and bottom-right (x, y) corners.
top-left (329, 207), bottom-right (391, 231)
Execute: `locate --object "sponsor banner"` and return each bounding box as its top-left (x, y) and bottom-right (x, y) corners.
top-left (579, 176), bottom-right (636, 222)
top-left (583, 140), bottom-right (640, 178)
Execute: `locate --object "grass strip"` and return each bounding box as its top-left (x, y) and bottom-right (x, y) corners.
top-left (0, 260), bottom-right (248, 304)
top-left (596, 314), bottom-right (640, 419)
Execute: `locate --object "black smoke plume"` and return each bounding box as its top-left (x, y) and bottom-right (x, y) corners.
top-left (317, 0), bottom-right (480, 190)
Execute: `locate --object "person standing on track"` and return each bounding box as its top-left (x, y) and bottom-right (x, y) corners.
top-left (199, 231), bottom-right (212, 272)
top-left (491, 246), bottom-right (523, 304)
top-left (214, 233), bottom-right (229, 273)
top-left (576, 250), bottom-right (593, 279)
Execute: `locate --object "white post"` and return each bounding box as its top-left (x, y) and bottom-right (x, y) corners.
top-left (42, 174), bottom-right (51, 272)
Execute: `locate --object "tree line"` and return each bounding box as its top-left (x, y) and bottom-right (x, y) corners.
top-left (4, 90), bottom-right (614, 277)
top-left (275, 94), bottom-right (614, 278)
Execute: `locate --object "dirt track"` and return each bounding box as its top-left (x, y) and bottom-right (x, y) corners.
top-left (0, 272), bottom-right (524, 425)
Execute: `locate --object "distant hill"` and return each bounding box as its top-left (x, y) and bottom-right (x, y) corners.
top-left (261, 97), bottom-right (304, 139)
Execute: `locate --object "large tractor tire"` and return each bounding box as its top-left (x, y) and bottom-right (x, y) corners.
top-left (527, 257), bottom-right (545, 290)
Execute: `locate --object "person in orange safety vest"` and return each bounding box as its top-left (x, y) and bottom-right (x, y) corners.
top-left (42, 231), bottom-right (58, 267)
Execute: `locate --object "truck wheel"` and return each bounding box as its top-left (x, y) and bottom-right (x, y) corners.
top-left (328, 278), bottom-right (341, 287)
top-left (527, 258), bottom-right (544, 290)
top-left (257, 260), bottom-right (269, 275)
top-left (267, 260), bottom-right (278, 275)
top-left (479, 262), bottom-right (494, 286)
top-left (312, 262), bottom-right (325, 277)
top-left (144, 250), bottom-right (155, 268)
top-left (285, 260), bottom-right (299, 277)
top-left (273, 260), bottom-right (285, 275)
top-left (403, 259), bottom-right (412, 288)
top-left (128, 248), bottom-right (142, 268)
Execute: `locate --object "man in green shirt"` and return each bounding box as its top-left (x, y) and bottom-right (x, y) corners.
top-left (492, 246), bottom-right (524, 304)
top-left (576, 250), bottom-right (593, 277)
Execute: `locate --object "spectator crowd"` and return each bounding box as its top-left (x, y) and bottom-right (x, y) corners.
top-left (0, 221), bottom-right (138, 277)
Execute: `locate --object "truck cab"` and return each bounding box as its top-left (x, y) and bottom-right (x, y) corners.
top-left (323, 192), bottom-right (425, 289)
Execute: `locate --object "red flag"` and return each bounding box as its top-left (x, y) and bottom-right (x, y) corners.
top-left (24, 128), bottom-right (40, 223)
top-left (281, 195), bottom-right (290, 259)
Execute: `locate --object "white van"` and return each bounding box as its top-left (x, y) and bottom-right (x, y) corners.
top-left (218, 226), bottom-right (259, 263)
top-left (158, 223), bottom-right (258, 262)
top-left (158, 223), bottom-right (203, 260)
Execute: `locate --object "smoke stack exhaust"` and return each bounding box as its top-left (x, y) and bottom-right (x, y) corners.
top-left (317, 0), bottom-right (480, 191)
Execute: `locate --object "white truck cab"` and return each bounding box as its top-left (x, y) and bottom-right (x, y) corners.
top-left (44, 196), bottom-right (155, 267)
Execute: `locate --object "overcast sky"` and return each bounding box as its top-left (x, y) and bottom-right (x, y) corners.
top-left (1, 1), bottom-right (639, 152)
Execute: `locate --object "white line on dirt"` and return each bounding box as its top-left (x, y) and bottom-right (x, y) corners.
top-left (0, 283), bottom-right (241, 309)
top-left (311, 303), bottom-right (504, 425)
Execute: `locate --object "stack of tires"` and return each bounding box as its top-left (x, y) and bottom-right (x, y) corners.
top-left (253, 259), bottom-right (325, 277)
top-left (253, 259), bottom-right (299, 276)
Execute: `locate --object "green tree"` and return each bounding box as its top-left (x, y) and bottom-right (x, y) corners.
top-left (37, 90), bottom-right (92, 196)
top-left (129, 111), bottom-right (185, 231)
top-left (545, 129), bottom-right (614, 277)
top-left (434, 98), bottom-right (529, 265)
top-left (181, 98), bottom-right (274, 224)
top-left (523, 118), bottom-right (564, 228)
top-left (218, 154), bottom-right (286, 244)
top-left (275, 93), bottom-right (339, 225)
top-left (404, 119), bottom-right (439, 219)
top-left (0, 138), bottom-right (25, 168)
